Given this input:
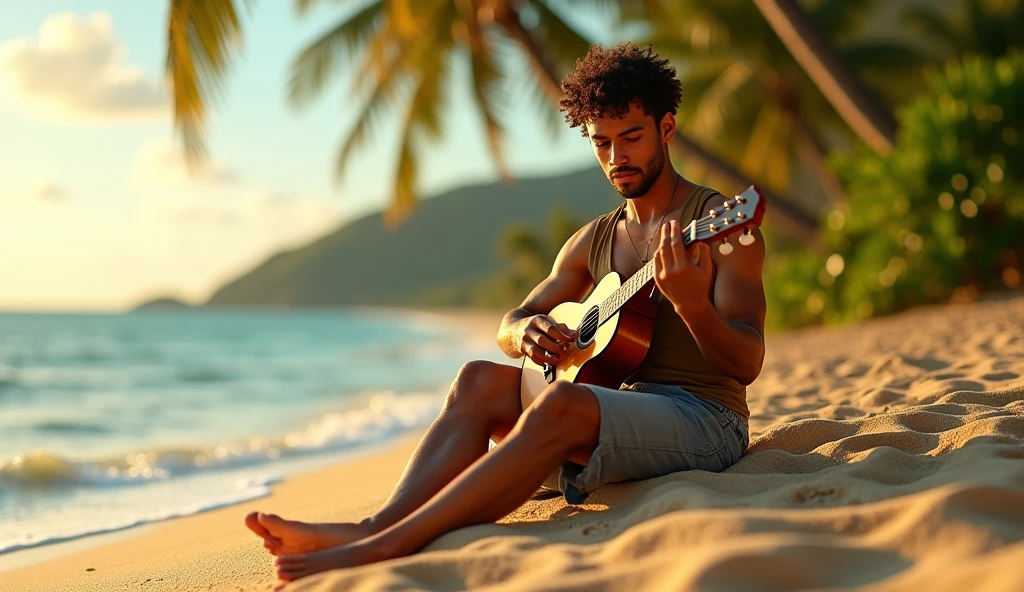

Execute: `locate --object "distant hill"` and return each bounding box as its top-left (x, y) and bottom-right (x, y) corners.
top-left (133, 296), bottom-right (194, 311)
top-left (204, 167), bottom-right (622, 308)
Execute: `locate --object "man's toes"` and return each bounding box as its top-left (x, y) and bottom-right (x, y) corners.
top-left (274, 553), bottom-right (304, 567)
top-left (276, 565), bottom-right (309, 583)
top-left (274, 555), bottom-right (307, 581)
top-left (258, 510), bottom-right (299, 536)
top-left (263, 540), bottom-right (280, 556)
top-left (258, 512), bottom-right (289, 532)
top-left (245, 511), bottom-right (270, 538)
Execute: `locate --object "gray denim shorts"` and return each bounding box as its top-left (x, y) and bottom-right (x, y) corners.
top-left (542, 382), bottom-right (750, 504)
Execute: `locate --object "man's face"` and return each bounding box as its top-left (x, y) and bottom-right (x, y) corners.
top-left (586, 104), bottom-right (667, 199)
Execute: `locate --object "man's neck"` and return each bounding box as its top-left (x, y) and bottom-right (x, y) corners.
top-left (624, 170), bottom-right (696, 227)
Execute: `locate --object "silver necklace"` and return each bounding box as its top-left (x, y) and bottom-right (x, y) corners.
top-left (624, 174), bottom-right (681, 264)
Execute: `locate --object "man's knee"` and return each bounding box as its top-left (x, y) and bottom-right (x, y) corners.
top-left (443, 360), bottom-right (517, 413)
top-left (520, 381), bottom-right (599, 447)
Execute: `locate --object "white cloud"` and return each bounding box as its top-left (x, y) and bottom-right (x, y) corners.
top-left (131, 138), bottom-right (237, 188)
top-left (0, 12), bottom-right (166, 122)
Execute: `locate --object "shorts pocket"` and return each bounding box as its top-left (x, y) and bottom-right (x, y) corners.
top-left (696, 398), bottom-right (738, 430)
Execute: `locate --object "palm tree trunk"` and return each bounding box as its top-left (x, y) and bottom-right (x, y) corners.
top-left (496, 11), bottom-right (822, 249)
top-left (751, 0), bottom-right (897, 154)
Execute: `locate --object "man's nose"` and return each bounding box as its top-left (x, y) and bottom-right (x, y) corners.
top-left (608, 143), bottom-right (629, 167)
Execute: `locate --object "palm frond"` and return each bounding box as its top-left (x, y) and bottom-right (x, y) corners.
top-left (529, 1), bottom-right (593, 71)
top-left (520, 57), bottom-right (565, 139)
top-left (467, 30), bottom-right (511, 182)
top-left (690, 60), bottom-right (753, 139)
top-left (331, 34), bottom-right (408, 183)
top-left (288, 0), bottom-right (386, 107)
top-left (166, 0), bottom-right (250, 166)
top-left (742, 103), bottom-right (784, 190)
top-left (294, 0), bottom-right (368, 16)
top-left (384, 13), bottom-right (455, 225)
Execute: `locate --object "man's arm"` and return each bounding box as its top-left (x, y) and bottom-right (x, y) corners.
top-left (496, 221), bottom-right (597, 361)
top-left (680, 195), bottom-right (767, 385)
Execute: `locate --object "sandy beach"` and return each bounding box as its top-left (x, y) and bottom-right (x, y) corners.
top-left (4, 295), bottom-right (1024, 592)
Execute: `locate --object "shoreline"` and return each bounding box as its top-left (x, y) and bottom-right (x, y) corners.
top-left (0, 435), bottom-right (421, 575)
top-left (1, 431), bottom-right (427, 591)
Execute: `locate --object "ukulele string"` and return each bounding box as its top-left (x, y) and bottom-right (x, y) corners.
top-left (572, 214), bottom-right (751, 338)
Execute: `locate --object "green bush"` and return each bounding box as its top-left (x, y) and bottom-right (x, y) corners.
top-left (767, 52), bottom-right (1024, 331)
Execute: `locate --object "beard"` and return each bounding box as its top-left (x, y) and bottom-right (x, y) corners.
top-left (609, 145), bottom-right (666, 199)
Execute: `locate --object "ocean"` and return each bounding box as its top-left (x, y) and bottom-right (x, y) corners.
top-left (0, 309), bottom-right (501, 556)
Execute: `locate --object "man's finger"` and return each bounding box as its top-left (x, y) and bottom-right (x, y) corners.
top-left (539, 319), bottom-right (573, 343)
top-left (660, 222), bottom-right (677, 269)
top-left (531, 348), bottom-right (557, 367)
top-left (525, 344), bottom-right (548, 366)
top-left (697, 242), bottom-right (713, 270)
top-left (685, 240), bottom-right (702, 265)
top-left (533, 333), bottom-right (564, 355)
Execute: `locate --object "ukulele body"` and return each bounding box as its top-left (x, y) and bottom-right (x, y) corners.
top-left (519, 272), bottom-right (658, 409)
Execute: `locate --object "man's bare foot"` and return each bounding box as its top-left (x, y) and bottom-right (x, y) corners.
top-left (244, 512), bottom-right (374, 556)
top-left (274, 539), bottom-right (392, 582)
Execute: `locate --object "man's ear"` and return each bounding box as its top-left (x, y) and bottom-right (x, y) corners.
top-left (659, 112), bottom-right (676, 143)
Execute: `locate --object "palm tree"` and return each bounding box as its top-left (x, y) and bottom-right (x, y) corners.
top-left (165, 0), bottom-right (819, 244)
top-left (748, 0), bottom-right (898, 155)
top-left (631, 0), bottom-right (926, 209)
top-left (498, 206), bottom-right (583, 300)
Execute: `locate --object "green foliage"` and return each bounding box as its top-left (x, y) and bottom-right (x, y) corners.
top-left (766, 52), bottom-right (1024, 331)
top-left (485, 207), bottom-right (588, 308)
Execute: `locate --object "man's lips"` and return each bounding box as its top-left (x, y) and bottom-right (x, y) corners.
top-left (612, 171), bottom-right (639, 180)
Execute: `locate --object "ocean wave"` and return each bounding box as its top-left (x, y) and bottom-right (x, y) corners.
top-left (0, 474), bottom-right (281, 555)
top-left (32, 420), bottom-right (111, 435)
top-left (0, 390), bottom-right (443, 490)
top-left (177, 365), bottom-right (235, 383)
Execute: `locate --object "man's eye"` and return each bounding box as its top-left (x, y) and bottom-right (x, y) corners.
top-left (625, 137), bottom-right (640, 143)
top-left (595, 141), bottom-right (609, 148)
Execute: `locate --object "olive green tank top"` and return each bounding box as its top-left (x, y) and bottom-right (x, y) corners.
top-left (587, 185), bottom-right (750, 427)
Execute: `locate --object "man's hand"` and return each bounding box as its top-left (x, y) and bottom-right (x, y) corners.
top-left (518, 315), bottom-right (576, 367)
top-left (654, 219), bottom-right (715, 321)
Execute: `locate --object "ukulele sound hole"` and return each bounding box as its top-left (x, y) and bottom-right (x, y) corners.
top-left (576, 306), bottom-right (600, 348)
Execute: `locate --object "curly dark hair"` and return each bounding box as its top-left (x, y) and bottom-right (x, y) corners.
top-left (558, 43), bottom-right (682, 137)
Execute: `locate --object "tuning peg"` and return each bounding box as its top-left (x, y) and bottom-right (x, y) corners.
top-left (739, 228), bottom-right (756, 246)
top-left (718, 238), bottom-right (734, 255)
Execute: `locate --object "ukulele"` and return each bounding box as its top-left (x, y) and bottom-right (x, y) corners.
top-left (519, 185), bottom-right (766, 409)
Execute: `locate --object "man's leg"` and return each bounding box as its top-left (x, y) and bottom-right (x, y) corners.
top-left (246, 360), bottom-right (525, 556)
top-left (273, 380), bottom-right (600, 582)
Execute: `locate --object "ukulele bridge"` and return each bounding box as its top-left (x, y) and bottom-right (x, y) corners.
top-left (542, 363), bottom-right (556, 384)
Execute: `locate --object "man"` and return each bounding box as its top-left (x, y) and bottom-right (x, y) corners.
top-left (245, 42), bottom-right (766, 582)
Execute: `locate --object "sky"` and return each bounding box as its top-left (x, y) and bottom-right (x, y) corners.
top-left (0, 1), bottom-right (612, 311)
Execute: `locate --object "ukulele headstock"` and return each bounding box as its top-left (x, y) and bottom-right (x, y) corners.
top-left (688, 186), bottom-right (766, 255)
